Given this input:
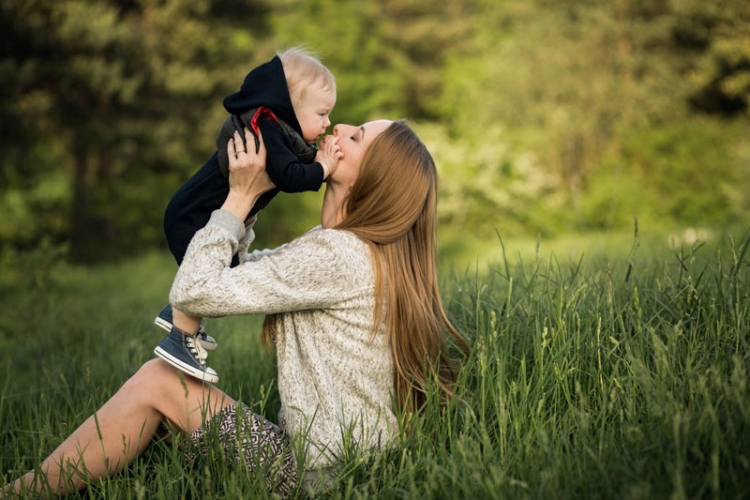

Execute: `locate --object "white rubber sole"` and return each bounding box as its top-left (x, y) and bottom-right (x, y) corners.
top-left (154, 346), bottom-right (219, 383)
top-left (197, 333), bottom-right (218, 351)
top-left (154, 316), bottom-right (172, 332)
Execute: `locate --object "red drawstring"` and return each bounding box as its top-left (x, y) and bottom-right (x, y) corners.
top-left (250, 107), bottom-right (279, 135)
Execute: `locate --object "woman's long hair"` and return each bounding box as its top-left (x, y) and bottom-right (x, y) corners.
top-left (339, 120), bottom-right (468, 414)
top-left (262, 120), bottom-right (467, 414)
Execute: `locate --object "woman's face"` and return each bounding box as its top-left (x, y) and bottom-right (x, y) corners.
top-left (324, 120), bottom-right (392, 188)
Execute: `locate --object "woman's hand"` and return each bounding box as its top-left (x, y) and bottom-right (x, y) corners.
top-left (220, 128), bottom-right (276, 221)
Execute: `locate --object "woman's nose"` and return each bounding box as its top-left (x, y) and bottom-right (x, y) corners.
top-left (333, 124), bottom-right (352, 136)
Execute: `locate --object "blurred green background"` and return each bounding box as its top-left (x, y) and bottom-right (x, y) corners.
top-left (1, 0), bottom-right (748, 269)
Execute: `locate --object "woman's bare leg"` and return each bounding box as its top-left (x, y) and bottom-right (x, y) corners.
top-left (6, 359), bottom-right (234, 497)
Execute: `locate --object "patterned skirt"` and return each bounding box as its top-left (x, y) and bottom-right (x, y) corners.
top-left (185, 402), bottom-right (297, 497)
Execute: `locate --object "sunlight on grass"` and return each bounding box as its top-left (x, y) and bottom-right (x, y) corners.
top-left (2, 227), bottom-right (749, 498)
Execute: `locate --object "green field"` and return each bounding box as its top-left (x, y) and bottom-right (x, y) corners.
top-left (1, 228), bottom-right (749, 498)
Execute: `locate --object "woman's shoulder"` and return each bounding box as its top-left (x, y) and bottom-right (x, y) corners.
top-left (298, 226), bottom-right (368, 249)
top-left (288, 226), bottom-right (371, 264)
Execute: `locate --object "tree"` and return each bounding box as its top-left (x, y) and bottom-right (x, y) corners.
top-left (265, 0), bottom-right (474, 123)
top-left (670, 0), bottom-right (750, 115)
top-left (0, 0), bottom-right (269, 263)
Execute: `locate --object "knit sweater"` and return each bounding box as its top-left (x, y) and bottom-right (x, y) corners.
top-left (169, 209), bottom-right (398, 469)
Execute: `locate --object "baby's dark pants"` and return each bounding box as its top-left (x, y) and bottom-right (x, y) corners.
top-left (163, 152), bottom-right (236, 265)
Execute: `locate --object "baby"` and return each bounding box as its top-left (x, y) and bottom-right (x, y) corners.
top-left (154, 48), bottom-right (341, 382)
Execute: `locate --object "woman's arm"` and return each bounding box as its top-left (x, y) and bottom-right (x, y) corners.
top-left (170, 219), bottom-right (370, 318)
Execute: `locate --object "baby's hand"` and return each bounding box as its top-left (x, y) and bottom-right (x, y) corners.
top-left (316, 135), bottom-right (342, 179)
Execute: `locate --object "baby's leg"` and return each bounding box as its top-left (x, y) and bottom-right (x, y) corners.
top-left (172, 307), bottom-right (201, 334)
top-left (153, 153), bottom-right (225, 380)
top-left (163, 151), bottom-right (230, 265)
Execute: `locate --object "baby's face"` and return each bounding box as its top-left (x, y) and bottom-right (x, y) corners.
top-left (294, 84), bottom-right (336, 143)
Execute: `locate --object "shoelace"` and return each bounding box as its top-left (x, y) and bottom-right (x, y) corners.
top-left (185, 335), bottom-right (208, 366)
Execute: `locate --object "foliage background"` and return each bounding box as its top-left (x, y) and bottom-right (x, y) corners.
top-left (1, 0), bottom-right (748, 267)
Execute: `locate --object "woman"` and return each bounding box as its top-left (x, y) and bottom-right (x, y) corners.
top-left (4, 120), bottom-right (467, 497)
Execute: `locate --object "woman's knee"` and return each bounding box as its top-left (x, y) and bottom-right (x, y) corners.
top-left (137, 357), bottom-right (172, 377)
top-left (129, 359), bottom-right (219, 403)
top-left (125, 359), bottom-right (182, 396)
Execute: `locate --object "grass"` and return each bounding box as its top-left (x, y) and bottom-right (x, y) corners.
top-left (1, 227), bottom-right (749, 498)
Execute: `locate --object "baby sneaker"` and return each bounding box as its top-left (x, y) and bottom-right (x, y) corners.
top-left (155, 304), bottom-right (218, 351)
top-left (154, 327), bottom-right (219, 383)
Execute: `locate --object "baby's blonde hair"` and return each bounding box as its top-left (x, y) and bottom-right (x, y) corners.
top-left (278, 47), bottom-right (336, 107)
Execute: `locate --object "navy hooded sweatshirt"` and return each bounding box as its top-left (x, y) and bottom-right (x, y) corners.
top-left (163, 55), bottom-right (324, 264)
top-left (219, 55), bottom-right (324, 192)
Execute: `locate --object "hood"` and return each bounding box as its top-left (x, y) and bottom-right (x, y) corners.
top-left (223, 55), bottom-right (302, 135)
